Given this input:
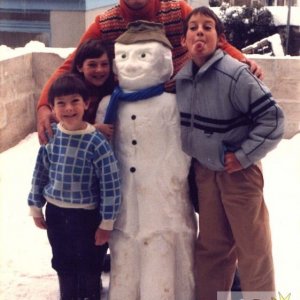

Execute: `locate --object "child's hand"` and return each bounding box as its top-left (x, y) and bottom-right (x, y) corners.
top-left (224, 152), bottom-right (243, 174)
top-left (33, 217), bottom-right (47, 230)
top-left (94, 123), bottom-right (114, 140)
top-left (95, 228), bottom-right (111, 246)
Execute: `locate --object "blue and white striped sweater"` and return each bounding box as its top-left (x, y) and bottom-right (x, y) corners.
top-left (28, 123), bottom-right (121, 229)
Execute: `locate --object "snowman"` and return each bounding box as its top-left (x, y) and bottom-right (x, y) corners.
top-left (96, 21), bottom-right (197, 300)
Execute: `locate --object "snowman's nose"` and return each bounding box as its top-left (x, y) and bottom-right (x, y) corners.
top-left (124, 63), bottom-right (138, 73)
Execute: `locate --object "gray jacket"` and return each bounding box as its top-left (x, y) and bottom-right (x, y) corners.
top-left (175, 49), bottom-right (285, 171)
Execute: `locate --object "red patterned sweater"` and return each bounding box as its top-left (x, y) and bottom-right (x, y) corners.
top-left (38, 0), bottom-right (246, 108)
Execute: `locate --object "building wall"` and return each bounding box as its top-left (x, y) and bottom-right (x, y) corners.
top-left (0, 53), bottom-right (64, 152)
top-left (85, 6), bottom-right (113, 27)
top-left (189, 0), bottom-right (210, 7)
top-left (254, 57), bottom-right (300, 137)
top-left (50, 5), bottom-right (114, 47)
top-left (0, 53), bottom-right (299, 153)
top-left (0, 1), bottom-right (116, 48)
top-left (50, 11), bottom-right (86, 47)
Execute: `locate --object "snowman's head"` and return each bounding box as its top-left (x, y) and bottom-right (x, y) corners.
top-left (114, 41), bottom-right (173, 91)
top-left (113, 20), bottom-right (173, 91)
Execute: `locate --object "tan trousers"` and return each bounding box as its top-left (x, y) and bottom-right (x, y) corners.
top-left (194, 161), bottom-right (275, 300)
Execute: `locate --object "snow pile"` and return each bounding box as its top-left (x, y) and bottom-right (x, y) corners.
top-left (0, 132), bottom-right (300, 299)
top-left (265, 33), bottom-right (285, 56)
top-left (242, 33), bottom-right (285, 56)
top-left (0, 133), bottom-right (108, 300)
top-left (0, 41), bottom-right (75, 62)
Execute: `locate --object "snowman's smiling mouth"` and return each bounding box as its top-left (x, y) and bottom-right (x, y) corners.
top-left (120, 72), bottom-right (144, 80)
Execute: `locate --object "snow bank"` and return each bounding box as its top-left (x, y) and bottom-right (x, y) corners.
top-left (0, 132), bottom-right (300, 299)
top-left (0, 41), bottom-right (74, 62)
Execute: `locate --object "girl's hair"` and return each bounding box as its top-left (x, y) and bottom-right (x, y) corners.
top-left (71, 39), bottom-right (112, 74)
top-left (48, 73), bottom-right (89, 106)
top-left (183, 6), bottom-right (224, 37)
top-left (71, 39), bottom-right (115, 92)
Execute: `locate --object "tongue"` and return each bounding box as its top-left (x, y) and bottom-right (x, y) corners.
top-left (195, 41), bottom-right (204, 51)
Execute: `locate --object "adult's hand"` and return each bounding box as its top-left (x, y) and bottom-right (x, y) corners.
top-left (243, 58), bottom-right (264, 80)
top-left (37, 106), bottom-right (57, 144)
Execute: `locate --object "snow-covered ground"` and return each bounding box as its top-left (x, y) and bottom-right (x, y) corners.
top-left (0, 132), bottom-right (299, 299)
top-left (0, 133), bottom-right (109, 300)
top-left (0, 19), bottom-right (299, 297)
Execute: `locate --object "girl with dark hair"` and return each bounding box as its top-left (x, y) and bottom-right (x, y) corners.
top-left (71, 39), bottom-right (116, 139)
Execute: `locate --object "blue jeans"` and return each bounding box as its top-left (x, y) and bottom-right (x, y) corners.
top-left (46, 202), bottom-right (108, 275)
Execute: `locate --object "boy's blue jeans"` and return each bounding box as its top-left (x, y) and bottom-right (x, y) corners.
top-left (45, 202), bottom-right (107, 275)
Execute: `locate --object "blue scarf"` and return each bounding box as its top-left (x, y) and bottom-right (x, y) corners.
top-left (104, 84), bottom-right (165, 124)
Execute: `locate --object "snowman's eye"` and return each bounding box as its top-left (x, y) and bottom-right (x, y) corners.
top-left (121, 53), bottom-right (126, 59)
top-left (140, 53), bottom-right (146, 58)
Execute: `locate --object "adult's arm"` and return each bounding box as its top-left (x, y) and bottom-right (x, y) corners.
top-left (37, 20), bottom-right (102, 143)
top-left (220, 36), bottom-right (263, 79)
top-left (37, 21), bottom-right (102, 109)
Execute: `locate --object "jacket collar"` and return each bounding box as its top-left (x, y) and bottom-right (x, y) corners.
top-left (120, 0), bottom-right (160, 22)
top-left (175, 49), bottom-right (224, 81)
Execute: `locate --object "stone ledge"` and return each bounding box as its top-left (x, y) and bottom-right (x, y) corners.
top-left (0, 52), bottom-right (64, 152)
top-left (0, 54), bottom-right (299, 152)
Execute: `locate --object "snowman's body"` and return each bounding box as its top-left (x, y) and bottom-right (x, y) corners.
top-left (96, 41), bottom-right (196, 300)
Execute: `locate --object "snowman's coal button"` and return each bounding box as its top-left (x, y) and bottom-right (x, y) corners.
top-left (131, 115), bottom-right (136, 120)
top-left (132, 140), bottom-right (137, 145)
top-left (130, 167), bottom-right (136, 173)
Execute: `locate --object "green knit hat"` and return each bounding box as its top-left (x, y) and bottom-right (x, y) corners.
top-left (115, 20), bottom-right (173, 49)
